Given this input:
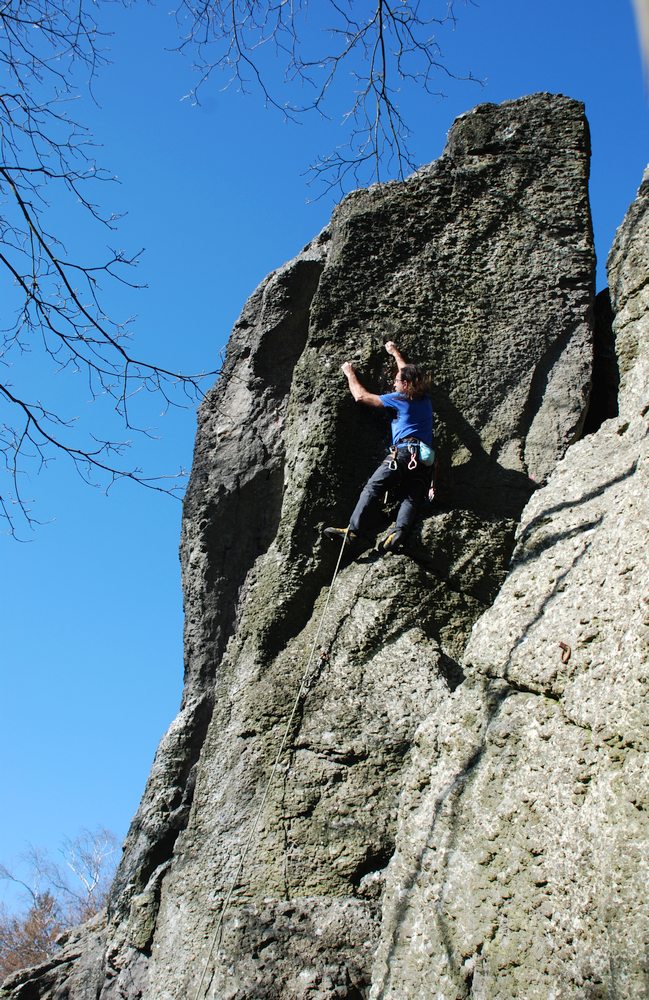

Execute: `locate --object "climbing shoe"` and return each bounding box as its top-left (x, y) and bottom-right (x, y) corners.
top-left (324, 527), bottom-right (359, 547)
top-left (379, 528), bottom-right (406, 553)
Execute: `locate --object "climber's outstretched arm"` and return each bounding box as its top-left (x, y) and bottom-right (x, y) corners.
top-left (341, 362), bottom-right (384, 408)
top-left (384, 341), bottom-right (407, 369)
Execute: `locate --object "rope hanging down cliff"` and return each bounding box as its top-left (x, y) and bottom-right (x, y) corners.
top-left (192, 531), bottom-right (350, 1000)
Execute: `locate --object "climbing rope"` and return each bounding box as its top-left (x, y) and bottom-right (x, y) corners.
top-left (192, 530), bottom-right (351, 1000)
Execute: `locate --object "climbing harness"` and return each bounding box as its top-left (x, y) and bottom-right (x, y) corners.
top-left (387, 439), bottom-right (436, 472)
top-left (192, 531), bottom-right (350, 1000)
top-left (385, 439), bottom-right (437, 507)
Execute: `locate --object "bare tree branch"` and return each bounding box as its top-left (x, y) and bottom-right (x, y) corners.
top-left (0, 0), bottom-right (219, 537)
top-left (174, 0), bottom-right (480, 193)
top-left (1, 1), bottom-right (478, 536)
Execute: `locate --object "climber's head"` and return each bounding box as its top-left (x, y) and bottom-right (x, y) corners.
top-left (395, 364), bottom-right (430, 401)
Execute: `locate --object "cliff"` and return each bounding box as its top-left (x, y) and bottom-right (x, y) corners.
top-left (3, 94), bottom-right (647, 1000)
top-left (370, 167), bottom-right (649, 999)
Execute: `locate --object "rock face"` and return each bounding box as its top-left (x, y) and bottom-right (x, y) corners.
top-left (370, 171), bottom-right (649, 999)
top-left (7, 94), bottom-right (647, 1000)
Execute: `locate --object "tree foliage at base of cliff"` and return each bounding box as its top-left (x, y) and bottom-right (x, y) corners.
top-left (0, 0), bottom-right (215, 538)
top-left (0, 829), bottom-right (117, 981)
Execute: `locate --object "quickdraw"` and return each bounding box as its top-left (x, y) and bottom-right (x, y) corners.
top-left (386, 441), bottom-right (419, 472)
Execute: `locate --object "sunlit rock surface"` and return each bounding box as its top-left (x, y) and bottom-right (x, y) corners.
top-left (370, 170), bottom-right (649, 999)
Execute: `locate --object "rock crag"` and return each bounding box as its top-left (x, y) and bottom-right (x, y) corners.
top-left (370, 170), bottom-right (649, 999)
top-left (4, 95), bottom-right (646, 1000)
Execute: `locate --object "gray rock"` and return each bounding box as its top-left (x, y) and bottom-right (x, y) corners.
top-left (107, 235), bottom-right (331, 927)
top-left (0, 912), bottom-right (107, 1000)
top-left (371, 169), bottom-right (649, 998)
top-left (1, 93), bottom-right (599, 999)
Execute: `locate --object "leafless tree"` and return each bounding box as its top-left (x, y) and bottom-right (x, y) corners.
top-left (0, 828), bottom-right (118, 979)
top-left (0, 0), bottom-right (215, 538)
top-left (1, 1), bottom-right (474, 537)
top-left (175, 0), bottom-right (478, 192)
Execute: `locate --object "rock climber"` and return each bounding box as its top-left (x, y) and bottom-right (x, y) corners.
top-left (325, 341), bottom-right (435, 553)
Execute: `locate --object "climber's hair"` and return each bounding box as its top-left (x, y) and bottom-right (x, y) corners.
top-left (399, 364), bottom-right (430, 401)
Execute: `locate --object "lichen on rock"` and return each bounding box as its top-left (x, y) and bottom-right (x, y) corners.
top-left (371, 167), bottom-right (648, 1000)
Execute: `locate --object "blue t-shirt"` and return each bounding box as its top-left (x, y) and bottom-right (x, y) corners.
top-left (379, 392), bottom-right (433, 446)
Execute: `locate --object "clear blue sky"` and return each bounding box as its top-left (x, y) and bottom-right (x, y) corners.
top-left (1, 0), bottom-right (647, 905)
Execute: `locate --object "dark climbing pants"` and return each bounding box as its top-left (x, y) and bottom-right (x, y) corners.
top-left (348, 451), bottom-right (432, 537)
